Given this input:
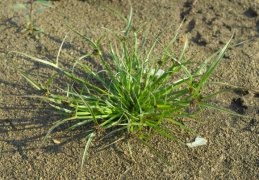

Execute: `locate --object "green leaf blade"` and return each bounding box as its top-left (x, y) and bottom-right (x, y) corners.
top-left (34, 0), bottom-right (54, 8)
top-left (199, 102), bottom-right (247, 117)
top-left (11, 4), bottom-right (29, 9)
top-left (81, 132), bottom-right (96, 171)
top-left (34, 7), bottom-right (46, 15)
top-left (25, 13), bottom-right (31, 22)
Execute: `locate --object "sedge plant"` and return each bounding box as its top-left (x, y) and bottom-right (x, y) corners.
top-left (11, 0), bottom-right (54, 39)
top-left (10, 6), bottom-right (247, 169)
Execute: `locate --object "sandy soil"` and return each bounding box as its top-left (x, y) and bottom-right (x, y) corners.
top-left (0, 0), bottom-right (258, 179)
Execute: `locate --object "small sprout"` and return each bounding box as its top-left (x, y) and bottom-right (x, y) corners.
top-left (11, 0), bottom-right (54, 38)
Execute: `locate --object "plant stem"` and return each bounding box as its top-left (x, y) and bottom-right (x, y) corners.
top-left (29, 0), bottom-right (34, 30)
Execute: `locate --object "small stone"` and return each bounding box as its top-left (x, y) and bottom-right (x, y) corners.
top-left (52, 139), bottom-right (61, 144)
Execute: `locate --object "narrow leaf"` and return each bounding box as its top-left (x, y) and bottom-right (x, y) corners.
top-left (81, 132), bottom-right (95, 171)
top-left (197, 35), bottom-right (233, 92)
top-left (34, 7), bottom-right (46, 15)
top-left (11, 51), bottom-right (58, 68)
top-left (8, 55), bottom-right (42, 90)
top-left (38, 117), bottom-right (76, 149)
top-left (56, 31), bottom-right (71, 67)
top-left (11, 4), bottom-right (29, 9)
top-left (103, 5), bottom-right (128, 23)
top-left (34, 0), bottom-right (54, 8)
top-left (124, 7), bottom-right (133, 37)
top-left (97, 33), bottom-right (106, 46)
top-left (75, 90), bottom-right (99, 126)
top-left (198, 102), bottom-right (247, 117)
top-left (65, 23), bottom-right (97, 48)
top-left (25, 13), bottom-right (31, 23)
top-left (166, 118), bottom-right (198, 135)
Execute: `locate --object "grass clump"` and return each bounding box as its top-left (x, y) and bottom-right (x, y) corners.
top-left (10, 6), bottom-right (245, 168)
top-left (11, 0), bottom-right (54, 39)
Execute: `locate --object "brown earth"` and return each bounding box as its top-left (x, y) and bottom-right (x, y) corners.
top-left (0, 0), bottom-right (258, 179)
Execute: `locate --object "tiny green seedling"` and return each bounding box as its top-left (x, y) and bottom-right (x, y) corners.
top-left (11, 0), bottom-right (53, 39)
